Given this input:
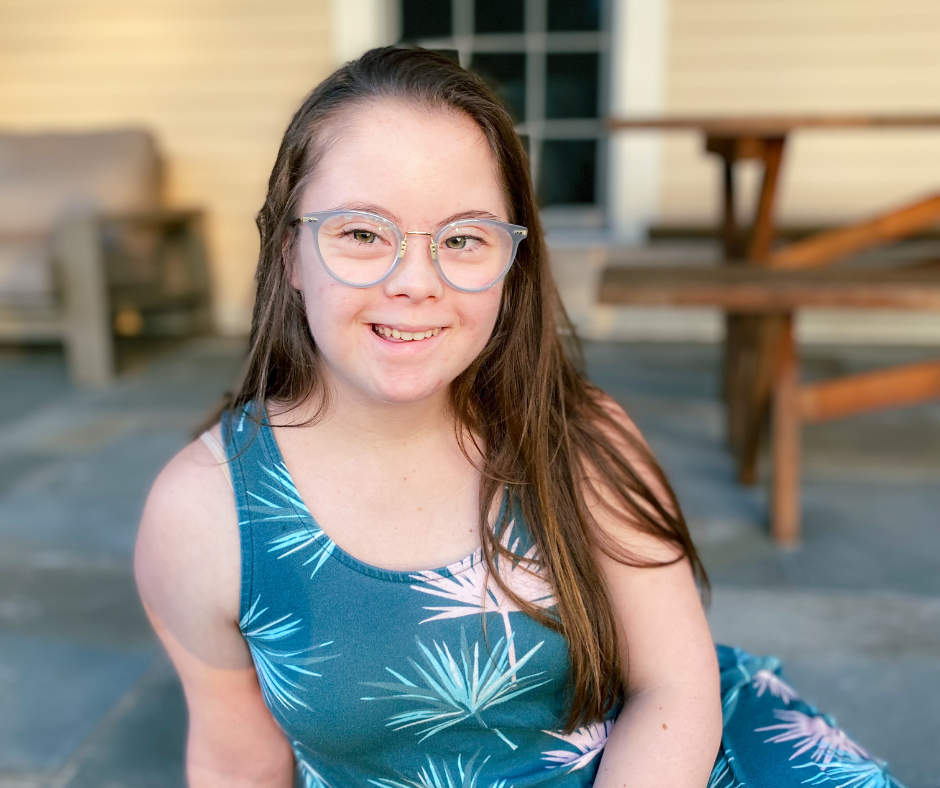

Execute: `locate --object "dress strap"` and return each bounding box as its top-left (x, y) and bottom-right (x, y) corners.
top-left (199, 429), bottom-right (233, 492)
top-left (218, 401), bottom-right (269, 626)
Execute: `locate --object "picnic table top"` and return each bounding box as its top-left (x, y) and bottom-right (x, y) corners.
top-left (598, 263), bottom-right (940, 311)
top-left (606, 114), bottom-right (940, 136)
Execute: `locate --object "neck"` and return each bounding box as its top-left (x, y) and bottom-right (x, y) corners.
top-left (272, 378), bottom-right (462, 459)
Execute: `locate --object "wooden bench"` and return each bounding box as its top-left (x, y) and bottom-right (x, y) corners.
top-left (598, 262), bottom-right (940, 546)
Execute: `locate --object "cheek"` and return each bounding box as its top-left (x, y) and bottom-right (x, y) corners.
top-left (302, 280), bottom-right (362, 345)
top-left (478, 288), bottom-right (504, 330)
top-left (458, 291), bottom-right (503, 351)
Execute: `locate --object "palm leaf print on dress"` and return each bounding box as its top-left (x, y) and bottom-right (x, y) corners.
top-left (410, 519), bottom-right (556, 673)
top-left (794, 749), bottom-right (905, 788)
top-left (540, 719), bottom-right (613, 771)
top-left (721, 648), bottom-right (796, 724)
top-left (755, 708), bottom-right (871, 764)
top-left (361, 625), bottom-right (548, 750)
top-left (369, 752), bottom-right (513, 788)
top-left (240, 595), bottom-right (339, 710)
top-left (751, 668), bottom-right (799, 704)
top-left (247, 460), bottom-right (336, 578)
top-left (294, 744), bottom-right (332, 788)
top-left (706, 753), bottom-right (743, 788)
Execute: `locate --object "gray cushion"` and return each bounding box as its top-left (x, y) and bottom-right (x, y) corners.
top-left (0, 128), bottom-right (161, 304)
top-left (0, 234), bottom-right (54, 308)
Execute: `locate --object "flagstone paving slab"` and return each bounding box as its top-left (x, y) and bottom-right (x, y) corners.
top-left (52, 655), bottom-right (186, 788)
top-left (0, 633), bottom-right (154, 773)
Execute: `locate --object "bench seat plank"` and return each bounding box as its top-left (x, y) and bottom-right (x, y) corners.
top-left (598, 264), bottom-right (940, 311)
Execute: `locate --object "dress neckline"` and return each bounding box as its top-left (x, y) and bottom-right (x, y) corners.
top-left (254, 404), bottom-right (509, 583)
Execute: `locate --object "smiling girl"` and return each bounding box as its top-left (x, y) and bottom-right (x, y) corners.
top-left (134, 47), bottom-right (905, 788)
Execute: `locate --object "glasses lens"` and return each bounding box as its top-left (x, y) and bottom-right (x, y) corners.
top-left (316, 213), bottom-right (397, 285)
top-left (437, 222), bottom-right (515, 290)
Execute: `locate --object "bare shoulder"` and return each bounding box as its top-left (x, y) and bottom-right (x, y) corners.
top-left (135, 425), bottom-right (296, 779)
top-left (580, 393), bottom-right (716, 699)
top-left (581, 389), bottom-right (684, 564)
top-left (134, 422), bottom-right (248, 667)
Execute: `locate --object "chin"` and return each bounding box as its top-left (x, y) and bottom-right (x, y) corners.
top-left (368, 374), bottom-right (449, 405)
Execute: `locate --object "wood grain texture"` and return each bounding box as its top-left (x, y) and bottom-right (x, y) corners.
top-left (771, 316), bottom-right (801, 546)
top-left (610, 114), bottom-right (940, 134)
top-left (598, 265), bottom-right (940, 310)
top-left (799, 360), bottom-right (940, 422)
top-left (767, 193), bottom-right (940, 269)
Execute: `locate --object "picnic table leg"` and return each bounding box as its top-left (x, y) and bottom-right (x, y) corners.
top-left (727, 136), bottom-right (787, 482)
top-left (748, 138), bottom-right (785, 259)
top-left (721, 154), bottom-right (747, 411)
top-left (721, 156), bottom-right (746, 257)
top-left (719, 150), bottom-right (751, 458)
top-left (771, 314), bottom-right (801, 546)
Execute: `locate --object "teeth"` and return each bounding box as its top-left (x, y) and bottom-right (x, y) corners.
top-left (374, 325), bottom-right (442, 341)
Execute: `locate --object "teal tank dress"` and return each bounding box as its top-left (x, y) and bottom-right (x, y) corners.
top-left (220, 403), bottom-right (906, 788)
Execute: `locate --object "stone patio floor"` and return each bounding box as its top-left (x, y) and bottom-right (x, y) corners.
top-left (0, 336), bottom-right (937, 787)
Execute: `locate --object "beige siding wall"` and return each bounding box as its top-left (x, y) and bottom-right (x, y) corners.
top-left (660, 0), bottom-right (940, 226)
top-left (0, 0), bottom-right (335, 334)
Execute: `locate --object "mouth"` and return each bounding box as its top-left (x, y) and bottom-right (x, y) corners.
top-left (371, 324), bottom-right (443, 343)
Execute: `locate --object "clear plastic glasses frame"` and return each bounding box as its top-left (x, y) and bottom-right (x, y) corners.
top-left (291, 210), bottom-right (528, 293)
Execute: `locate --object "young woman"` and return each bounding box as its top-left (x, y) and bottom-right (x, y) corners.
top-left (134, 47), bottom-right (904, 788)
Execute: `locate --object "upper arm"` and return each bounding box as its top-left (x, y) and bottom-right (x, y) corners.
top-left (582, 395), bottom-right (718, 701)
top-left (134, 429), bottom-right (294, 785)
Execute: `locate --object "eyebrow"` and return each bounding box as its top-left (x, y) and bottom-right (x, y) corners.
top-left (331, 202), bottom-right (502, 229)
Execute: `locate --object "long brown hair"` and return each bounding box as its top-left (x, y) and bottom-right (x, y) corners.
top-left (231, 46), bottom-right (708, 731)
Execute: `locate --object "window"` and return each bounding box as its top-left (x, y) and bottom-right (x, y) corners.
top-left (399, 0), bottom-right (608, 225)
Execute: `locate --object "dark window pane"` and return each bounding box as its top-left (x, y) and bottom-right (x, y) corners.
top-left (548, 0), bottom-right (601, 31)
top-left (545, 53), bottom-right (598, 118)
top-left (471, 53), bottom-right (526, 122)
top-left (539, 140), bottom-right (596, 205)
top-left (401, 0), bottom-right (451, 39)
top-left (475, 0), bottom-right (524, 33)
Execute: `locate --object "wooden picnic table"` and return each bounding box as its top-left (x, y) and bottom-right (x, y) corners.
top-left (604, 114), bottom-right (940, 544)
top-left (607, 113), bottom-right (940, 262)
top-left (598, 262), bottom-right (940, 545)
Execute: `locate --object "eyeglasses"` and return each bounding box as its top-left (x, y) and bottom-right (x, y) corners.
top-left (291, 210), bottom-right (527, 292)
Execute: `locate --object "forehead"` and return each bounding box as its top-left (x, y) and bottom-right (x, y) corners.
top-left (300, 100), bottom-right (508, 222)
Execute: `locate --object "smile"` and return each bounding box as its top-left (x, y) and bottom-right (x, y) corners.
top-left (371, 324), bottom-right (443, 342)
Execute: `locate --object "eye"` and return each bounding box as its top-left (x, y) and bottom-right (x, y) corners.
top-left (444, 235), bottom-right (469, 250)
top-left (348, 229), bottom-right (378, 244)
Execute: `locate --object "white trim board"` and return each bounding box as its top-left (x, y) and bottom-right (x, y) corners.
top-left (607, 0), bottom-right (669, 243)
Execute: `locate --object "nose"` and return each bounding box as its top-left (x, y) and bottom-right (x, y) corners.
top-left (382, 232), bottom-right (445, 301)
